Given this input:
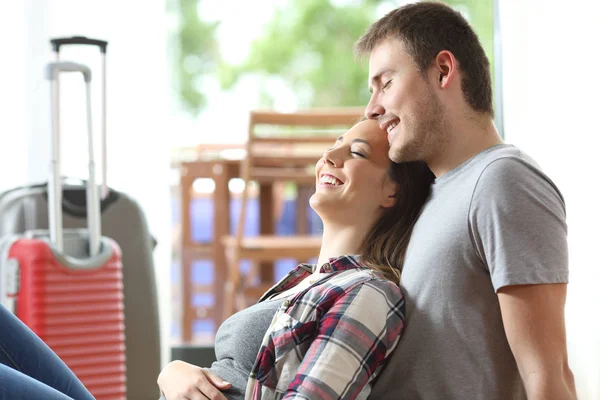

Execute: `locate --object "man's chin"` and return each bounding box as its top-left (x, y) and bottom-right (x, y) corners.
top-left (389, 145), bottom-right (421, 163)
top-left (389, 145), bottom-right (408, 163)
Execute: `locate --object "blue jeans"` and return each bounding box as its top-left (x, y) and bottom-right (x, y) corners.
top-left (0, 304), bottom-right (95, 400)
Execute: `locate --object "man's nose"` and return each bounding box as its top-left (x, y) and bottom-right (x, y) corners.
top-left (365, 95), bottom-right (385, 120)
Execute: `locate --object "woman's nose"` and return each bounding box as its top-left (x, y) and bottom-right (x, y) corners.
top-left (322, 150), bottom-right (342, 167)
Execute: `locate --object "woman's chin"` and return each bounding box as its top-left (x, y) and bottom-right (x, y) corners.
top-left (309, 195), bottom-right (346, 222)
top-left (309, 194), bottom-right (334, 216)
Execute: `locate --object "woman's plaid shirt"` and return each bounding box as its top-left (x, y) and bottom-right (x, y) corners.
top-left (244, 255), bottom-right (405, 400)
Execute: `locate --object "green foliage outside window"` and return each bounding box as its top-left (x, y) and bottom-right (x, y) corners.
top-left (172, 0), bottom-right (495, 116)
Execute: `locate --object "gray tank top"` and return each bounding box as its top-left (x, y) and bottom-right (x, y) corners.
top-left (209, 298), bottom-right (283, 399)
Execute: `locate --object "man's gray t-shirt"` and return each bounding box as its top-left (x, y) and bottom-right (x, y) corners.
top-left (370, 144), bottom-right (568, 399)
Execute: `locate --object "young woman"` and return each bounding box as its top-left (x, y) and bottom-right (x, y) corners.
top-left (158, 118), bottom-right (435, 400)
top-left (0, 119), bottom-right (432, 400)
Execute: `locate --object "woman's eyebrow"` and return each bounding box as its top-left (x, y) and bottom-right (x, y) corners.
top-left (351, 138), bottom-right (372, 149)
top-left (333, 137), bottom-right (372, 149)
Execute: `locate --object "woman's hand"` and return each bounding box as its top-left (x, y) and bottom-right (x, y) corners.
top-left (157, 360), bottom-right (232, 400)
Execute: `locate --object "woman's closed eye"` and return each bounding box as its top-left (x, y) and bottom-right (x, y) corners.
top-left (325, 148), bottom-right (365, 158)
top-left (325, 141), bottom-right (369, 159)
top-left (351, 148), bottom-right (368, 158)
top-left (382, 79), bottom-right (392, 92)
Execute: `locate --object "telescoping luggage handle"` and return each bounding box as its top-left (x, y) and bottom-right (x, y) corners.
top-left (45, 62), bottom-right (101, 257)
top-left (50, 36), bottom-right (108, 53)
top-left (50, 36), bottom-right (108, 200)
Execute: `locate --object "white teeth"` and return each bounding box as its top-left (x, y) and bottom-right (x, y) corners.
top-left (387, 122), bottom-right (398, 134)
top-left (320, 175), bottom-right (342, 186)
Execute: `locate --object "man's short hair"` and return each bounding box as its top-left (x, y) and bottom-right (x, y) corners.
top-left (355, 1), bottom-right (494, 116)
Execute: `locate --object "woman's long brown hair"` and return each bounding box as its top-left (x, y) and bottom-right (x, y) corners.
top-left (360, 160), bottom-right (435, 283)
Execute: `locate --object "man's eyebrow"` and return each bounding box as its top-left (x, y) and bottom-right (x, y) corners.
top-left (369, 69), bottom-right (392, 93)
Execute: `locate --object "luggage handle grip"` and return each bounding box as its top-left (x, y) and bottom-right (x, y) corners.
top-left (51, 36), bottom-right (108, 53)
top-left (45, 61), bottom-right (101, 257)
top-left (50, 36), bottom-right (109, 200)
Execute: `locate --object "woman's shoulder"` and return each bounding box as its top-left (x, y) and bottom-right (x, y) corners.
top-left (326, 256), bottom-right (401, 292)
top-left (335, 267), bottom-right (404, 302)
top-left (328, 271), bottom-right (406, 331)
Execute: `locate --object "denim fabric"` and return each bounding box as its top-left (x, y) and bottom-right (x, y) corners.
top-left (0, 305), bottom-right (94, 400)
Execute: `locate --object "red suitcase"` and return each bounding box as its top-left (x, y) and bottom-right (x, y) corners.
top-left (0, 61), bottom-right (126, 399)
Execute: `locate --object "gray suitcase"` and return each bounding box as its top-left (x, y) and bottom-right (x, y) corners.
top-left (0, 37), bottom-right (161, 400)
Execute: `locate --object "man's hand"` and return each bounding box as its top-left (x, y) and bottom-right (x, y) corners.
top-left (498, 283), bottom-right (576, 400)
top-left (157, 360), bottom-right (232, 400)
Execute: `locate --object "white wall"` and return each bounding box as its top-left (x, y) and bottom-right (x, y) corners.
top-left (1, 0), bottom-right (173, 368)
top-left (500, 0), bottom-right (600, 398)
top-left (0, 2), bottom-right (27, 191)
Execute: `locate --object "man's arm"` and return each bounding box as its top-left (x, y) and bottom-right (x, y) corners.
top-left (498, 283), bottom-right (576, 400)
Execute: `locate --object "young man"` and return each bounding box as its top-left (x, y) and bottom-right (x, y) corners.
top-left (355, 2), bottom-right (576, 400)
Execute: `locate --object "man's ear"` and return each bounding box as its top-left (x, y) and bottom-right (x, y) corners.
top-left (432, 50), bottom-right (457, 89)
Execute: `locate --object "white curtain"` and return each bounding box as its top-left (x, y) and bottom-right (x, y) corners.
top-left (1, 0), bottom-right (173, 367)
top-left (500, 0), bottom-right (600, 398)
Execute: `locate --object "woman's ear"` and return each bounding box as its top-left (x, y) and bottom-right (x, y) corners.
top-left (380, 180), bottom-right (398, 209)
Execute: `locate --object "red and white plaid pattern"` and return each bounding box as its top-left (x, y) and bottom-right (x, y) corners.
top-left (245, 255), bottom-right (405, 400)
